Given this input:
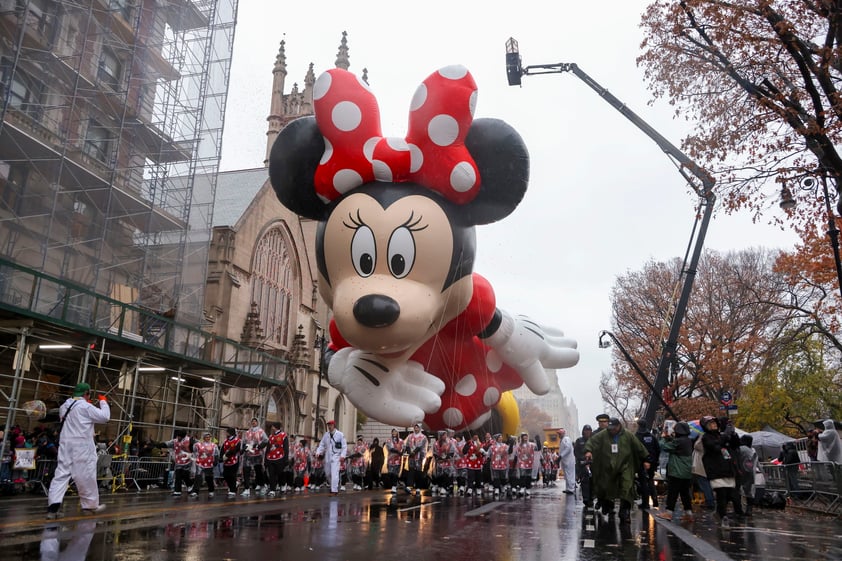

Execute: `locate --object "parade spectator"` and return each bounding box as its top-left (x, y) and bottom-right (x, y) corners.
top-left (635, 419), bottom-right (660, 510)
top-left (368, 437), bottom-right (384, 489)
top-left (220, 427), bottom-right (242, 497)
top-left (585, 417), bottom-right (650, 523)
top-left (315, 419), bottom-right (347, 495)
top-left (779, 441), bottom-right (801, 496)
top-left (700, 416), bottom-right (744, 525)
top-left (264, 422), bottom-right (289, 496)
top-left (806, 429), bottom-right (819, 462)
top-left (817, 419), bottom-right (842, 464)
top-left (656, 421), bottom-right (693, 521)
top-left (738, 434), bottom-right (758, 516)
top-left (557, 428), bottom-right (575, 495)
top-left (574, 425), bottom-right (593, 507)
top-left (692, 434), bottom-right (715, 510)
top-left (384, 428), bottom-right (404, 494)
top-left (190, 431), bottom-right (219, 498)
top-left (403, 423), bottom-right (428, 496)
top-left (241, 417), bottom-right (268, 497)
top-left (46, 383), bottom-right (110, 519)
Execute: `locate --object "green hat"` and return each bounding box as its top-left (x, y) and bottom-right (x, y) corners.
top-left (72, 383), bottom-right (91, 397)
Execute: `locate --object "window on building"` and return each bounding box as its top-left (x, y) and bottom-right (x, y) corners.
top-left (251, 228), bottom-right (295, 346)
top-left (98, 48), bottom-right (123, 90)
top-left (17, 0), bottom-right (57, 37)
top-left (110, 0), bottom-right (133, 21)
top-left (0, 163), bottom-right (28, 213)
top-left (1, 61), bottom-right (45, 122)
top-left (83, 120), bottom-right (114, 164)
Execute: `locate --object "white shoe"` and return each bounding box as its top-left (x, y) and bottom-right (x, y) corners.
top-left (391, 486), bottom-right (397, 494)
top-left (208, 492), bottom-right (214, 497)
top-left (295, 487), bottom-right (301, 492)
top-left (240, 489), bottom-right (250, 497)
top-left (340, 485), bottom-right (346, 491)
top-left (467, 488), bottom-right (473, 495)
top-left (228, 492), bottom-right (236, 497)
top-left (525, 489), bottom-right (531, 497)
top-left (439, 488), bottom-right (447, 496)
top-left (493, 488), bottom-right (500, 495)
top-left (189, 491), bottom-right (198, 497)
top-left (82, 504), bottom-right (106, 515)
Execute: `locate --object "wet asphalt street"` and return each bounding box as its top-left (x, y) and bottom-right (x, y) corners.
top-left (2, 485), bottom-right (841, 561)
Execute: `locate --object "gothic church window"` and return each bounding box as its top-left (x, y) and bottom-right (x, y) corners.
top-left (252, 228), bottom-right (294, 346)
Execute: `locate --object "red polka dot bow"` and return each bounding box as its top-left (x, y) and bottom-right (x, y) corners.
top-left (312, 65), bottom-right (481, 204)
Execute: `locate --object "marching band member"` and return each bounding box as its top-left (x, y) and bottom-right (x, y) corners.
top-left (220, 427), bottom-right (242, 497)
top-left (463, 433), bottom-right (486, 496)
top-left (315, 419), bottom-right (347, 495)
top-left (403, 423), bottom-right (428, 496)
top-left (489, 433), bottom-right (510, 496)
top-left (190, 431), bottom-right (219, 497)
top-left (309, 445), bottom-right (325, 490)
top-left (514, 432), bottom-right (537, 496)
top-left (163, 429), bottom-right (195, 497)
top-left (349, 435), bottom-right (368, 490)
top-left (264, 422), bottom-right (289, 496)
top-left (385, 428), bottom-right (405, 494)
top-left (241, 417), bottom-right (268, 497)
top-left (431, 430), bottom-right (456, 496)
top-left (292, 439), bottom-right (310, 491)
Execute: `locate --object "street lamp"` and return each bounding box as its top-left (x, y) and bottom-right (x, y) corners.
top-left (507, 37), bottom-right (715, 429)
top-left (779, 171), bottom-right (842, 301)
top-left (598, 331), bottom-right (680, 422)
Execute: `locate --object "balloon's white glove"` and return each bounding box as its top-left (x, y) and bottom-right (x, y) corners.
top-left (327, 348), bottom-right (445, 427)
top-left (484, 310), bottom-right (579, 394)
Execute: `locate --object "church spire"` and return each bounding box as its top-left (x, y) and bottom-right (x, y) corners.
top-left (335, 31), bottom-right (349, 70)
top-left (265, 39), bottom-right (288, 166)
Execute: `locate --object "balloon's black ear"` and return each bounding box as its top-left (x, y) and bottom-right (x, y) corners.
top-left (459, 118), bottom-right (530, 226)
top-left (268, 116), bottom-right (329, 220)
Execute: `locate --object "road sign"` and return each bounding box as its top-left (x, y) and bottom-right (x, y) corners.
top-left (720, 391), bottom-right (733, 405)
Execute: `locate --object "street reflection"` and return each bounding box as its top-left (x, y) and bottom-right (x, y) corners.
top-left (40, 520), bottom-right (96, 561)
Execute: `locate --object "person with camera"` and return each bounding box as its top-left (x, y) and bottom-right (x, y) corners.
top-left (315, 419), bottom-right (347, 495)
top-left (46, 383), bottom-right (110, 519)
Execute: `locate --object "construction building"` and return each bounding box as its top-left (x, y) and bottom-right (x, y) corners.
top-left (0, 1), bottom-right (353, 454)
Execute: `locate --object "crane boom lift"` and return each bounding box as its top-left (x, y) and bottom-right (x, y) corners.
top-left (506, 40), bottom-right (716, 428)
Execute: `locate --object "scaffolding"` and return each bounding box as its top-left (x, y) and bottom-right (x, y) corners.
top-left (0, 1), bottom-right (300, 457)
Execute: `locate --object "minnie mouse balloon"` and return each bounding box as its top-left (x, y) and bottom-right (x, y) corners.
top-left (270, 65), bottom-right (579, 431)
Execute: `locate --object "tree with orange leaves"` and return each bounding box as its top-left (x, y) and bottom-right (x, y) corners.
top-left (602, 248), bottom-right (798, 422)
top-left (638, 1), bottom-right (842, 228)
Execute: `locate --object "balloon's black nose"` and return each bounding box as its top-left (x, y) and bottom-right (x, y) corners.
top-left (353, 294), bottom-right (400, 328)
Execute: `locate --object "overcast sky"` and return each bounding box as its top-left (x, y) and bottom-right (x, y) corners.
top-left (219, 0), bottom-right (799, 429)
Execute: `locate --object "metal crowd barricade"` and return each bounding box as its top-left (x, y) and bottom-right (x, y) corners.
top-left (30, 458), bottom-right (58, 494)
top-left (760, 461), bottom-right (841, 515)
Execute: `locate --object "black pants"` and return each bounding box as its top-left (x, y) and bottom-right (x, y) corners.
top-left (242, 462), bottom-right (265, 490)
top-left (173, 467), bottom-right (192, 492)
top-left (664, 476), bottom-right (693, 511)
top-left (466, 469), bottom-right (482, 491)
top-left (638, 466), bottom-right (658, 507)
top-left (714, 485), bottom-right (744, 518)
top-left (191, 467), bottom-right (214, 493)
top-left (265, 459), bottom-right (285, 490)
top-left (222, 463), bottom-right (239, 493)
top-left (577, 466), bottom-right (592, 503)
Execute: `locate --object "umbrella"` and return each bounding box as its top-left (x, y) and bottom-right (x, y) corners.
top-left (749, 430), bottom-right (795, 462)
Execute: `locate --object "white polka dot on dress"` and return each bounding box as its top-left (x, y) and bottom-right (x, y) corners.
top-left (438, 65), bottom-right (469, 80)
top-left (333, 169), bottom-right (364, 194)
top-left (454, 374), bottom-right (477, 396)
top-left (319, 138), bottom-right (333, 165)
top-left (427, 114), bottom-right (459, 146)
top-left (485, 349), bottom-right (503, 372)
top-left (332, 101), bottom-right (363, 132)
top-left (410, 83), bottom-right (428, 111)
top-left (450, 162), bottom-right (477, 192)
top-left (483, 387), bottom-right (500, 407)
top-left (442, 408), bottom-right (464, 428)
top-left (313, 72), bottom-right (332, 100)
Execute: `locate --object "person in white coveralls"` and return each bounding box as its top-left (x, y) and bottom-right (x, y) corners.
top-left (316, 419), bottom-right (347, 495)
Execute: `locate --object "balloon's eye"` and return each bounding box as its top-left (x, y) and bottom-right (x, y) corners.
top-left (388, 227), bottom-right (415, 279)
top-left (351, 226), bottom-right (376, 277)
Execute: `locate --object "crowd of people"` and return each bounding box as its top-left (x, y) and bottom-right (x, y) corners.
top-left (570, 412), bottom-right (842, 527)
top-left (154, 420), bottom-right (569, 500)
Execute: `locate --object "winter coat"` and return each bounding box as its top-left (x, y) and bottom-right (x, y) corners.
top-left (701, 429), bottom-right (737, 481)
top-left (585, 427), bottom-right (649, 504)
top-left (818, 419), bottom-right (842, 464)
top-left (659, 435), bottom-right (692, 480)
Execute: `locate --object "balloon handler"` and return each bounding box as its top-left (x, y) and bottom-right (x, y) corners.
top-left (46, 383), bottom-right (110, 519)
top-left (269, 65), bottom-right (579, 431)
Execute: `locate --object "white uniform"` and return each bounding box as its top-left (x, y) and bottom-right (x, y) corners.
top-left (558, 435), bottom-right (576, 493)
top-left (316, 427), bottom-right (347, 493)
top-left (48, 397), bottom-right (110, 510)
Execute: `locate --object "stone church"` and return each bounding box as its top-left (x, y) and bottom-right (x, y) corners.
top-left (204, 33), bottom-right (359, 440)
